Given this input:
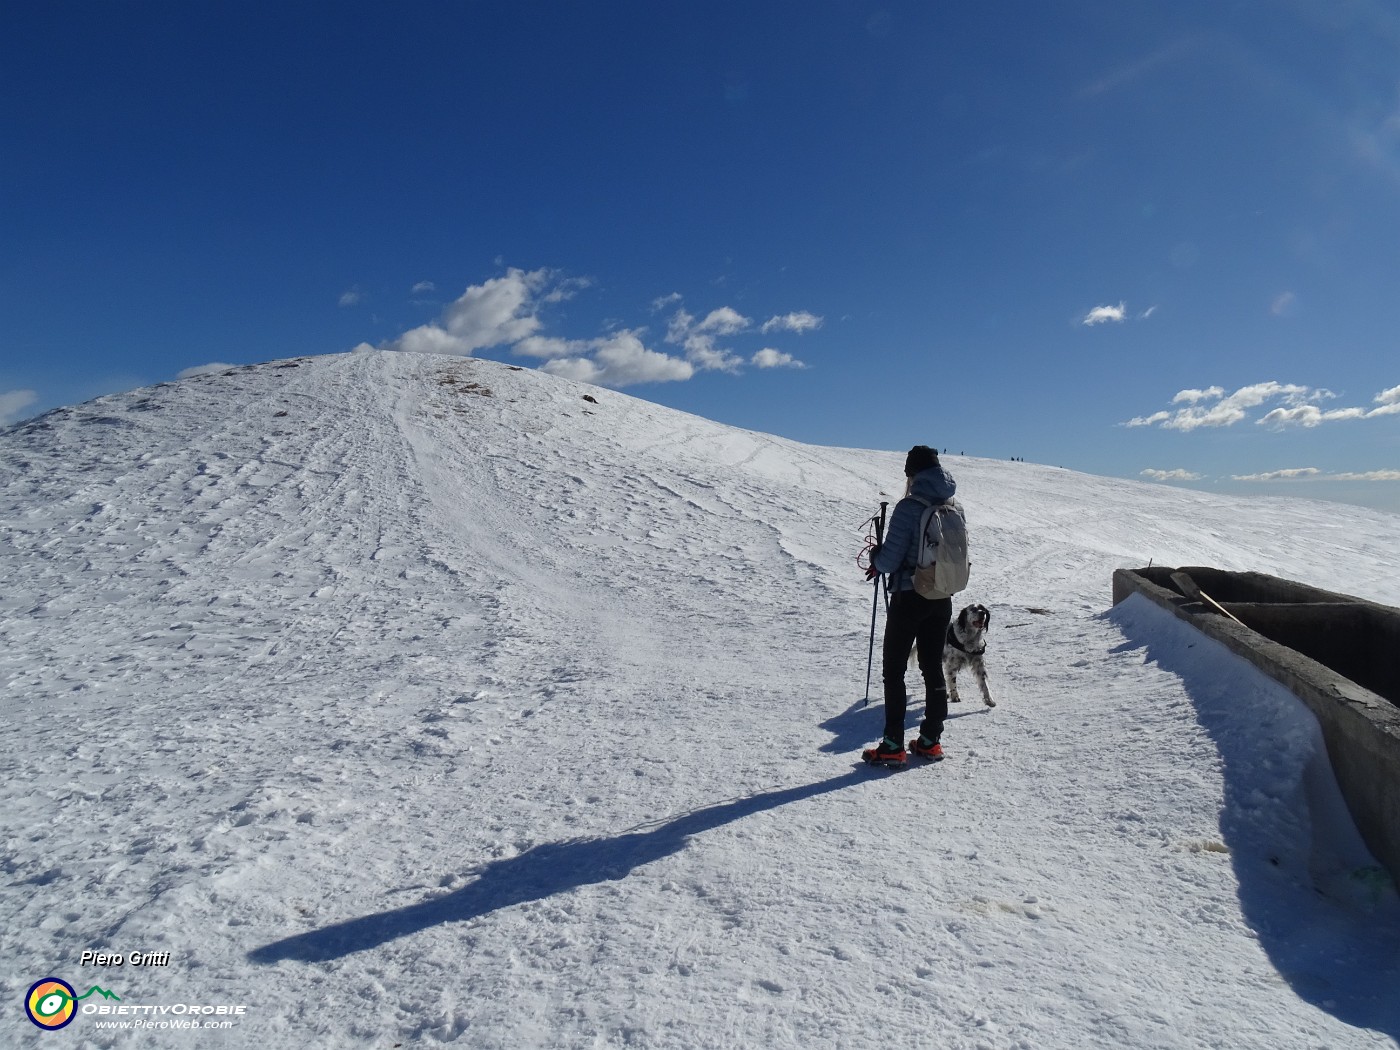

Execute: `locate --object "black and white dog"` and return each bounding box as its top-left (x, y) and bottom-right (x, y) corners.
top-left (944, 603), bottom-right (995, 707)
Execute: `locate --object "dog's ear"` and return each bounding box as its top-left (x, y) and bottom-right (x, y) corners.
top-left (983, 605), bottom-right (991, 628)
top-left (957, 607), bottom-right (968, 630)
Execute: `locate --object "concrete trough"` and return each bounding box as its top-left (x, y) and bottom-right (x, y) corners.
top-left (1113, 565), bottom-right (1400, 886)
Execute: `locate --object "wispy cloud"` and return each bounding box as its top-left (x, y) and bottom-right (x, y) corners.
top-left (679, 337), bottom-right (744, 374)
top-left (1078, 38), bottom-right (1198, 99)
top-left (1124, 381), bottom-right (1400, 430)
top-left (1370, 384), bottom-right (1400, 413)
top-left (339, 288), bottom-right (363, 307)
top-left (542, 276), bottom-right (593, 304)
top-left (1232, 467), bottom-right (1400, 483)
top-left (761, 311), bottom-right (823, 334)
top-left (1080, 301), bottom-right (1158, 326)
top-left (1256, 404), bottom-right (1368, 427)
top-left (411, 281), bottom-right (436, 295)
top-left (663, 305), bottom-right (746, 373)
top-left (1127, 411), bottom-right (1173, 427)
top-left (1124, 382), bottom-right (1306, 430)
top-left (1328, 470), bottom-right (1400, 481)
top-left (0, 389), bottom-right (38, 425)
top-left (1172, 386), bottom-right (1225, 404)
top-left (1082, 302), bottom-right (1126, 326)
top-left (1231, 467), bottom-right (1322, 481)
top-left (177, 363), bottom-right (237, 379)
top-left (752, 348), bottom-right (805, 369)
top-left (1141, 468), bottom-right (1203, 481)
top-left (512, 335), bottom-right (591, 360)
top-left (656, 299), bottom-right (819, 376)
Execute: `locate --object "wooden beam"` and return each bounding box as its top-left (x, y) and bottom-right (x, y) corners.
top-left (1170, 571), bottom-right (1247, 626)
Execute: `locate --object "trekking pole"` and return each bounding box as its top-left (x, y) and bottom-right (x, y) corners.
top-left (862, 501), bottom-right (888, 707)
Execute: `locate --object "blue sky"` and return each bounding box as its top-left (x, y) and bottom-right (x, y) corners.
top-left (3, 1), bottom-right (1399, 511)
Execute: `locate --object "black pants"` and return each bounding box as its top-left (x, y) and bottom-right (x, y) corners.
top-left (881, 590), bottom-right (953, 744)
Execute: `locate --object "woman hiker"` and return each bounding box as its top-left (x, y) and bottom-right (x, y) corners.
top-left (862, 445), bottom-right (957, 766)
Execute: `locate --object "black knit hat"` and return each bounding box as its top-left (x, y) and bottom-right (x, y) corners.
top-left (904, 445), bottom-right (938, 477)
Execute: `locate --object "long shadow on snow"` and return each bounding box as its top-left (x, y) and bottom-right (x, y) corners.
top-left (1107, 599), bottom-right (1400, 1040)
top-left (249, 769), bottom-right (867, 965)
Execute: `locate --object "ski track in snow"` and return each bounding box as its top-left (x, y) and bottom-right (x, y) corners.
top-left (2, 351), bottom-right (1399, 1048)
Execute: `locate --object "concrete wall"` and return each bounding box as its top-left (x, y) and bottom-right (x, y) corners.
top-left (1223, 604), bottom-right (1400, 706)
top-left (1113, 566), bottom-right (1400, 888)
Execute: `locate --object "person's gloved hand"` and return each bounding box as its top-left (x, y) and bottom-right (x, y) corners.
top-left (865, 544), bottom-right (882, 580)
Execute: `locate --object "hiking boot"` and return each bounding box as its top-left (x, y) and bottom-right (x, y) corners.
top-left (861, 737), bottom-right (907, 766)
top-left (910, 736), bottom-right (944, 760)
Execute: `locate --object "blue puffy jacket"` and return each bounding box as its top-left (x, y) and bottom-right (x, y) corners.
top-left (872, 465), bottom-right (958, 592)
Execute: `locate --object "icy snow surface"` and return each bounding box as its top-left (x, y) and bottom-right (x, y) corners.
top-left (3, 351), bottom-right (1399, 1048)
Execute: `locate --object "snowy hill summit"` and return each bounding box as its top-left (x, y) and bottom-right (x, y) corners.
top-left (4, 351), bottom-right (1400, 1048)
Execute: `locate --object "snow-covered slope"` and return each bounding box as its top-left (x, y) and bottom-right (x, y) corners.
top-left (3, 351), bottom-right (1398, 1048)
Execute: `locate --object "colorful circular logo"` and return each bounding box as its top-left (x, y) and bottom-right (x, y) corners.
top-left (26, 978), bottom-right (77, 1030)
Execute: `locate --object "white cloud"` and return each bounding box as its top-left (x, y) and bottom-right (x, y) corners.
top-left (1141, 468), bottom-right (1203, 481)
top-left (682, 335), bottom-right (744, 373)
top-left (177, 363), bottom-right (237, 379)
top-left (695, 307), bottom-right (750, 335)
top-left (1257, 405), bottom-right (1367, 427)
top-left (1170, 382), bottom-right (1311, 430)
top-left (760, 311), bottom-right (823, 334)
top-left (662, 304), bottom-right (746, 372)
top-left (542, 276), bottom-right (592, 304)
top-left (1082, 302), bottom-right (1126, 326)
top-left (1123, 410), bottom-right (1172, 428)
top-left (339, 288), bottom-right (363, 307)
top-left (752, 348), bottom-right (805, 369)
top-left (438, 268), bottom-right (550, 349)
top-left (386, 324), bottom-right (480, 357)
top-left (1138, 305), bottom-right (1159, 320)
top-left (538, 358), bottom-right (604, 384)
top-left (1271, 291), bottom-right (1296, 317)
top-left (1328, 470), bottom-right (1400, 481)
top-left (0, 389), bottom-right (38, 425)
top-left (1077, 40), bottom-right (1195, 99)
top-left (1253, 383), bottom-right (1400, 427)
top-left (1171, 387), bottom-right (1225, 404)
top-left (1231, 467), bottom-right (1322, 481)
top-left (379, 268), bottom-right (554, 356)
top-left (1232, 467), bottom-right (1400, 482)
top-left (364, 275), bottom-right (817, 385)
top-left (541, 330), bottom-right (693, 387)
top-left (513, 335), bottom-right (589, 360)
top-left (1124, 381), bottom-right (1321, 430)
top-left (1369, 385), bottom-right (1400, 416)
top-left (665, 307), bottom-right (695, 345)
top-left (411, 281), bottom-right (436, 295)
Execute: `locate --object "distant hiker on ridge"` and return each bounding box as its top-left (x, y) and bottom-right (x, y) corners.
top-left (862, 445), bottom-right (958, 766)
